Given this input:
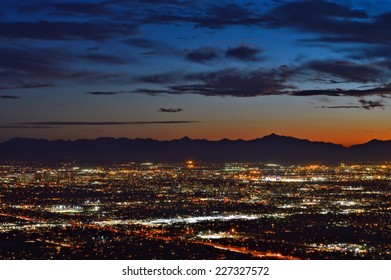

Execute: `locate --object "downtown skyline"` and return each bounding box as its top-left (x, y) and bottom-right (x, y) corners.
top-left (2, 0), bottom-right (391, 146)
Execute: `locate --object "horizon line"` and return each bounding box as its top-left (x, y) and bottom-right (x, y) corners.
top-left (1, 133), bottom-right (386, 148)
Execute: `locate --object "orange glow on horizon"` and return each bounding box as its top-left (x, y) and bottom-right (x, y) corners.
top-left (5, 121), bottom-right (391, 148)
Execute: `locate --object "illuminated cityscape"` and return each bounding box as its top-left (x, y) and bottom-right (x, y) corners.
top-left (2, 0), bottom-right (391, 269)
top-left (1, 161), bottom-right (390, 259)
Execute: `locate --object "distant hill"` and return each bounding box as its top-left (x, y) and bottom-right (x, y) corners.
top-left (0, 134), bottom-right (390, 164)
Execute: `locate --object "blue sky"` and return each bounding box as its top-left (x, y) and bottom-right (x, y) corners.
top-left (1, 0), bottom-right (391, 145)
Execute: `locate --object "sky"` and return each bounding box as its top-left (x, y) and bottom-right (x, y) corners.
top-left (1, 0), bottom-right (391, 146)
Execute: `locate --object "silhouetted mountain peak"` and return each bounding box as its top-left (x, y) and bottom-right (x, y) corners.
top-left (367, 139), bottom-right (382, 144)
top-left (259, 133), bottom-right (298, 142)
top-left (350, 138), bottom-right (391, 148)
top-left (267, 133), bottom-right (280, 137)
top-left (263, 133), bottom-right (280, 138)
top-left (2, 134), bottom-right (391, 164)
top-left (3, 137), bottom-right (49, 145)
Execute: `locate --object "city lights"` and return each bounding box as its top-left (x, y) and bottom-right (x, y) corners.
top-left (0, 162), bottom-right (390, 259)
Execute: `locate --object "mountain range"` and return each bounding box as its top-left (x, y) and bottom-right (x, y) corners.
top-left (0, 134), bottom-right (390, 164)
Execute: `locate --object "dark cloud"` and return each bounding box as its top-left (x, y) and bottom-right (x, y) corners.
top-left (20, 121), bottom-right (199, 126)
top-left (53, 0), bottom-right (261, 31)
top-left (267, 1), bottom-right (391, 45)
top-left (292, 84), bottom-right (391, 97)
top-left (140, 3), bottom-right (266, 29)
top-left (158, 108), bottom-right (183, 113)
top-left (268, 1), bottom-right (368, 38)
top-left (225, 45), bottom-right (262, 61)
top-left (0, 125), bottom-right (56, 129)
top-left (0, 95), bottom-right (20, 99)
top-left (78, 54), bottom-right (128, 65)
top-left (186, 47), bottom-right (219, 63)
top-left (358, 99), bottom-right (385, 110)
top-left (0, 46), bottom-right (129, 89)
top-left (128, 0), bottom-right (391, 50)
top-left (0, 83), bottom-right (54, 90)
top-left (136, 0), bottom-right (195, 5)
top-left (292, 89), bottom-right (345, 97)
top-left (20, 2), bottom-right (114, 17)
top-left (133, 89), bottom-right (170, 96)
top-left (0, 47), bottom-right (66, 77)
top-left (13, 1), bottom-right (391, 46)
top-left (51, 2), bottom-right (111, 16)
top-left (129, 0), bottom-right (390, 47)
top-left (270, 1), bottom-right (367, 25)
top-left (63, 70), bottom-right (126, 84)
top-left (124, 38), bottom-right (160, 49)
top-left (317, 99), bottom-right (385, 110)
top-left (343, 45), bottom-right (391, 60)
top-left (130, 0), bottom-right (375, 35)
top-left (124, 38), bottom-right (174, 56)
top-left (0, 21), bottom-right (136, 41)
top-left (185, 45), bottom-right (262, 63)
top-left (317, 105), bottom-right (361, 109)
top-left (195, 3), bottom-right (266, 28)
top-left (86, 91), bottom-right (123, 95)
top-left (138, 72), bottom-right (180, 84)
top-left (136, 66), bottom-right (295, 97)
top-left (140, 51), bottom-right (162, 56)
top-left (4, 0), bottom-right (391, 103)
top-left (307, 60), bottom-right (385, 83)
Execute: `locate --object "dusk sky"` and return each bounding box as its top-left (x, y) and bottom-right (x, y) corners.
top-left (1, 0), bottom-right (391, 146)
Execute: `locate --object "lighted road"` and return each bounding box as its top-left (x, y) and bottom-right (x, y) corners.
top-left (193, 240), bottom-right (300, 260)
top-left (0, 211), bottom-right (300, 259)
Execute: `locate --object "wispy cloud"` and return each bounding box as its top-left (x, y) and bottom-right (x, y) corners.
top-left (225, 45), bottom-right (262, 61)
top-left (140, 3), bottom-right (266, 29)
top-left (306, 60), bottom-right (385, 84)
top-left (185, 45), bottom-right (262, 63)
top-left (86, 91), bottom-right (125, 95)
top-left (0, 83), bottom-right (54, 90)
top-left (317, 105), bottom-right (361, 109)
top-left (0, 46), bottom-right (128, 90)
top-left (158, 108), bottom-right (183, 113)
top-left (185, 47), bottom-right (219, 63)
top-left (19, 121), bottom-right (199, 126)
top-left (0, 125), bottom-right (56, 129)
top-left (358, 99), bottom-right (385, 110)
top-left (292, 84), bottom-right (391, 97)
top-left (135, 66), bottom-right (295, 97)
top-left (3, 0), bottom-right (391, 103)
top-left (78, 53), bottom-right (129, 65)
top-left (20, 2), bottom-right (115, 18)
top-left (0, 21), bottom-right (136, 41)
top-left (316, 99), bottom-right (386, 110)
top-left (0, 95), bottom-right (20, 99)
